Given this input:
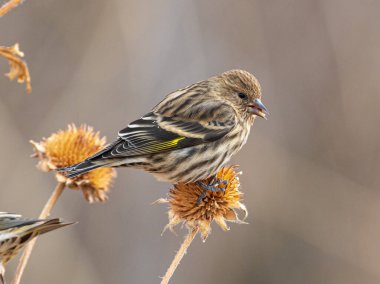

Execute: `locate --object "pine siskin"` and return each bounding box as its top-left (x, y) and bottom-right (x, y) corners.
top-left (0, 212), bottom-right (72, 283)
top-left (58, 69), bottom-right (268, 192)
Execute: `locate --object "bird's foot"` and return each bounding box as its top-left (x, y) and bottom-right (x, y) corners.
top-left (196, 177), bottom-right (229, 204)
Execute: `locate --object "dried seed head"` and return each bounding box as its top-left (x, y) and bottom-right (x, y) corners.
top-left (159, 166), bottom-right (248, 241)
top-left (31, 124), bottom-right (116, 203)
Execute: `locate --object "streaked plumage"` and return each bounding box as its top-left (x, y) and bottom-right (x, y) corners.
top-left (58, 69), bottom-right (268, 184)
top-left (0, 213), bottom-right (71, 283)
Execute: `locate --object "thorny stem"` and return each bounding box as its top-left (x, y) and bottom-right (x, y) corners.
top-left (0, 0), bottom-right (24, 17)
top-left (161, 227), bottom-right (199, 284)
top-left (12, 182), bottom-right (66, 284)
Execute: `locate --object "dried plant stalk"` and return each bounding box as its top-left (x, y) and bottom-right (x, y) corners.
top-left (12, 124), bottom-right (115, 283)
top-left (0, 0), bottom-right (24, 17)
top-left (12, 182), bottom-right (65, 284)
top-left (161, 227), bottom-right (198, 284)
top-left (0, 44), bottom-right (31, 93)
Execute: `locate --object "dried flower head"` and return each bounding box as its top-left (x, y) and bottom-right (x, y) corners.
top-left (159, 166), bottom-right (247, 241)
top-left (0, 43), bottom-right (31, 93)
top-left (30, 124), bottom-right (116, 203)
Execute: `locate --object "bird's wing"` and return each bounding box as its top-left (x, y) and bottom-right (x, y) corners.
top-left (90, 110), bottom-right (236, 160)
top-left (0, 213), bottom-right (38, 231)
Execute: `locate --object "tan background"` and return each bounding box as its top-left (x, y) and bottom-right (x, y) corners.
top-left (0, 1), bottom-right (379, 283)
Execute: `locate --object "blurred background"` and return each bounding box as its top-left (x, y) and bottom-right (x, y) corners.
top-left (0, 0), bottom-right (379, 283)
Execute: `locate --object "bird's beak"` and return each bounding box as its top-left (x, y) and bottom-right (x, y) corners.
top-left (248, 98), bottom-right (269, 119)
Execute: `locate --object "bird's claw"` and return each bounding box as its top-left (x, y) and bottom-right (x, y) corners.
top-left (196, 178), bottom-right (228, 204)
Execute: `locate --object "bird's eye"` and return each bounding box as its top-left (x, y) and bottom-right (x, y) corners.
top-left (238, 93), bottom-right (248, 100)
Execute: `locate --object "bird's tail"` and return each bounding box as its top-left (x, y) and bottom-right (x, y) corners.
top-left (7, 218), bottom-right (73, 244)
top-left (26, 218), bottom-right (73, 236)
top-left (56, 160), bottom-right (105, 178)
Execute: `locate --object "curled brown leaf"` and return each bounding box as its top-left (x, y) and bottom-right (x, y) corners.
top-left (0, 43), bottom-right (31, 93)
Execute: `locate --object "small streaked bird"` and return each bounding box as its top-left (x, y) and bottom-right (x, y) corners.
top-left (58, 69), bottom-right (268, 195)
top-left (0, 212), bottom-right (71, 283)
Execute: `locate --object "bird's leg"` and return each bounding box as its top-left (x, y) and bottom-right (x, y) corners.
top-left (196, 175), bottom-right (229, 204)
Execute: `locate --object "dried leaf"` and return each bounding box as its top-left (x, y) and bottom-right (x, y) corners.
top-left (0, 43), bottom-right (31, 93)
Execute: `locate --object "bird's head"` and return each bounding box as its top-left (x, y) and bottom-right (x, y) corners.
top-left (216, 69), bottom-right (269, 121)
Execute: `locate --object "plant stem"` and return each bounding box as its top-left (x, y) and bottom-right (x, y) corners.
top-left (0, 0), bottom-right (24, 17)
top-left (161, 227), bottom-right (198, 284)
top-left (12, 182), bottom-right (65, 284)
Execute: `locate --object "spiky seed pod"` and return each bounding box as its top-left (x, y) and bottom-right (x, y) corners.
top-left (159, 166), bottom-right (248, 241)
top-left (30, 124), bottom-right (116, 203)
